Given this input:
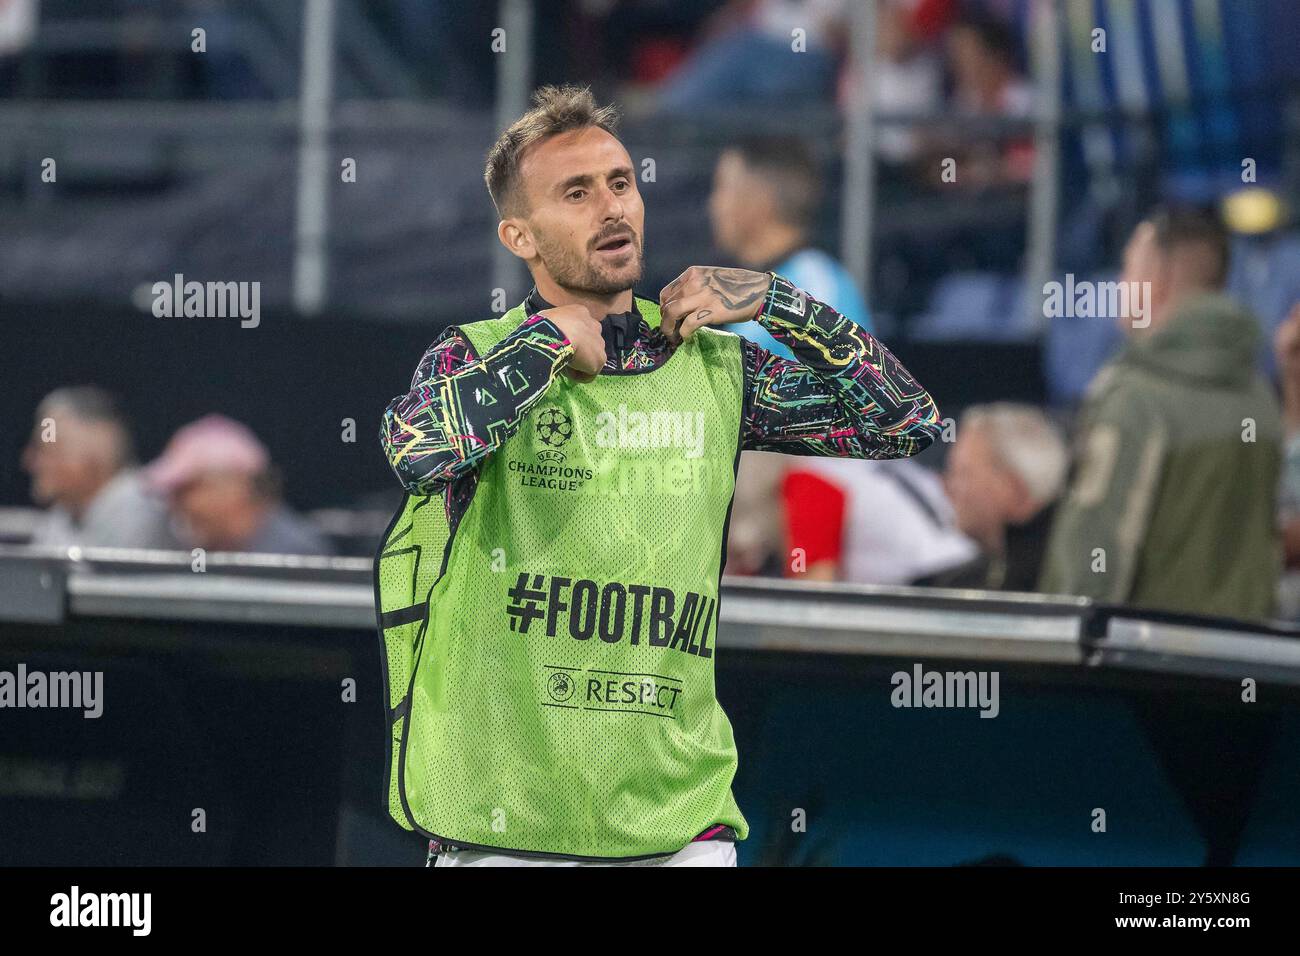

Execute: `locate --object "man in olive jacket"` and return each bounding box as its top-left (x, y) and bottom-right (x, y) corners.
top-left (1039, 207), bottom-right (1281, 621)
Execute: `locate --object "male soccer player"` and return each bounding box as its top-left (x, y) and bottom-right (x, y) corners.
top-left (376, 85), bottom-right (941, 867)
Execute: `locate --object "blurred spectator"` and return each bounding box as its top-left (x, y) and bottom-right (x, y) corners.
top-left (837, 0), bottom-right (943, 166)
top-left (906, 0), bottom-right (958, 40)
top-left (0, 0), bottom-right (34, 52)
top-left (708, 134), bottom-right (872, 358)
top-left (1271, 302), bottom-right (1300, 618)
top-left (181, 0), bottom-right (267, 100)
top-left (726, 450), bottom-right (788, 576)
top-left (655, 0), bottom-right (845, 112)
top-left (0, 0), bottom-right (37, 96)
top-left (144, 415), bottom-right (332, 555)
top-left (782, 457), bottom-right (976, 584)
top-left (931, 10), bottom-right (1034, 187)
top-left (385, 0), bottom-right (495, 105)
top-left (591, 0), bottom-right (713, 91)
top-left (21, 386), bottom-right (177, 550)
top-left (1039, 207), bottom-right (1282, 621)
top-left (915, 403), bottom-right (1067, 591)
top-left (947, 11), bottom-right (1031, 119)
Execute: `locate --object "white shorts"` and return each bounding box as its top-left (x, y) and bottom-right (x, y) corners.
top-left (433, 840), bottom-right (736, 868)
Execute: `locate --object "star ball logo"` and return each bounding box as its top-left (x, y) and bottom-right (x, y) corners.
top-left (535, 406), bottom-right (573, 450)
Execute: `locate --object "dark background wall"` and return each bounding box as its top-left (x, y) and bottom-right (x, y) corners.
top-left (2, 610), bottom-right (1296, 866)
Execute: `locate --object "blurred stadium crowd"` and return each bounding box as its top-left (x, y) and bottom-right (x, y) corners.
top-left (4, 0), bottom-right (1300, 625)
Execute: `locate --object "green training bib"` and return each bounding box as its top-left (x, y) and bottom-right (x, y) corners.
top-left (376, 297), bottom-right (750, 859)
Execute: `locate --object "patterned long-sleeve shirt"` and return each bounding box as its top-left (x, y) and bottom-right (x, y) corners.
top-left (381, 272), bottom-right (941, 495)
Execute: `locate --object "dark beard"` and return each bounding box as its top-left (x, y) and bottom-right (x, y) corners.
top-left (535, 229), bottom-right (644, 297)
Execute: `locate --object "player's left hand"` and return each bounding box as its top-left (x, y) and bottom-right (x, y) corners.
top-left (658, 266), bottom-right (771, 344)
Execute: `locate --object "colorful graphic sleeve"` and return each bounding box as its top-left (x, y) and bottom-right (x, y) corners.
top-left (380, 316), bottom-right (574, 494)
top-left (742, 273), bottom-right (942, 458)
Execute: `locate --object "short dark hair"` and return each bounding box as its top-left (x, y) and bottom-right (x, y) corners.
top-left (484, 84), bottom-right (622, 218)
top-left (1148, 204), bottom-right (1231, 288)
top-left (37, 385), bottom-right (136, 465)
top-left (952, 13), bottom-right (1020, 69)
top-left (728, 136), bottom-right (823, 231)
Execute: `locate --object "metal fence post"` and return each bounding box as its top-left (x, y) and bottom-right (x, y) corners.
top-left (1025, 0), bottom-right (1063, 334)
top-left (292, 0), bottom-right (337, 315)
top-left (490, 0), bottom-right (534, 308)
top-left (840, 0), bottom-right (877, 303)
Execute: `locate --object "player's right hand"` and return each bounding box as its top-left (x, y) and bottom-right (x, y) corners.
top-left (540, 305), bottom-right (605, 383)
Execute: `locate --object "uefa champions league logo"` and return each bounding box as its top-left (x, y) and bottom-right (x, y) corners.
top-left (507, 407), bottom-right (591, 490)
top-left (535, 406), bottom-right (573, 463)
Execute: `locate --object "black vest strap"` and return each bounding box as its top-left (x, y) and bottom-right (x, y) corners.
top-left (381, 602), bottom-right (426, 630)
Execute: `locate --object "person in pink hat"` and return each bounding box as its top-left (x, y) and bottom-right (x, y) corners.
top-left (145, 415), bottom-right (331, 555)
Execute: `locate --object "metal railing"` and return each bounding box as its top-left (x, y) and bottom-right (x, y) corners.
top-left (5, 546), bottom-right (1300, 686)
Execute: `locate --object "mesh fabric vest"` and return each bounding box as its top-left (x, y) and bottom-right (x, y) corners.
top-left (376, 297), bottom-right (750, 860)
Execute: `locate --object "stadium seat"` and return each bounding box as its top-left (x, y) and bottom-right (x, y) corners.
top-left (910, 273), bottom-right (1038, 343)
